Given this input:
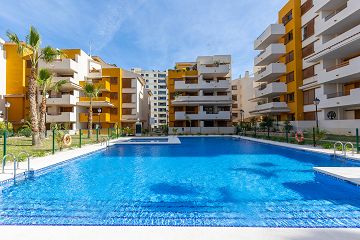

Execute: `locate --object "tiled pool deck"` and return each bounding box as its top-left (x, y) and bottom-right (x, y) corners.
top-left (1, 135), bottom-right (360, 239)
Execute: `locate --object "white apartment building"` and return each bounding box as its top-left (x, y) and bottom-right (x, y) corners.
top-left (38, 49), bottom-right (98, 132)
top-left (0, 38), bottom-right (6, 121)
top-left (168, 55), bottom-right (234, 134)
top-left (231, 71), bottom-right (257, 124)
top-left (131, 68), bottom-right (168, 129)
top-left (304, 0), bottom-right (360, 134)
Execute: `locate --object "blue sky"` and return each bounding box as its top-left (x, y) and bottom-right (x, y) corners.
top-left (0, 0), bottom-right (287, 78)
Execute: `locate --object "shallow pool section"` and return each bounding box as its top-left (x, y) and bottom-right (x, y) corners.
top-left (1, 137), bottom-right (360, 227)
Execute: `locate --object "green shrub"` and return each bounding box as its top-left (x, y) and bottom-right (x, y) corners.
top-left (17, 127), bottom-right (32, 137)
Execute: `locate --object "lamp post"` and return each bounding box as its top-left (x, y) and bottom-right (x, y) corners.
top-left (97, 108), bottom-right (102, 130)
top-left (4, 102), bottom-right (10, 131)
top-left (313, 97), bottom-right (320, 132)
top-left (45, 93), bottom-right (49, 138)
top-left (240, 109), bottom-right (244, 128)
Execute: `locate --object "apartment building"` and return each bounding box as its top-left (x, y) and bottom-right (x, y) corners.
top-left (38, 49), bottom-right (90, 132)
top-left (231, 71), bottom-right (257, 124)
top-left (303, 0), bottom-right (360, 134)
top-left (2, 42), bottom-right (32, 127)
top-left (0, 38), bottom-right (6, 120)
top-left (131, 68), bottom-right (168, 129)
top-left (252, 0), bottom-right (305, 123)
top-left (168, 55), bottom-right (233, 134)
top-left (81, 57), bottom-right (151, 131)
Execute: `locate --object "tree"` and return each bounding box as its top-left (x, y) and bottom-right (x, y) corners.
top-left (7, 26), bottom-right (61, 145)
top-left (185, 115), bottom-right (191, 134)
top-left (37, 69), bottom-right (67, 139)
top-left (260, 116), bottom-right (274, 138)
top-left (82, 83), bottom-right (101, 136)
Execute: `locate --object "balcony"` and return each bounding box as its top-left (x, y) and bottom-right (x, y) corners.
top-left (320, 88), bottom-right (360, 108)
top-left (39, 59), bottom-right (78, 74)
top-left (79, 80), bottom-right (111, 92)
top-left (254, 63), bottom-right (286, 82)
top-left (254, 82), bottom-right (287, 99)
top-left (122, 103), bottom-right (136, 108)
top-left (46, 112), bottom-right (76, 123)
top-left (174, 80), bottom-right (230, 91)
top-left (87, 70), bottom-right (102, 79)
top-left (172, 95), bottom-right (232, 105)
top-left (46, 94), bottom-right (77, 106)
top-left (318, 55), bottom-right (360, 84)
top-left (250, 102), bottom-right (289, 115)
top-left (78, 97), bottom-right (113, 107)
top-left (122, 114), bottom-right (137, 121)
top-left (254, 43), bottom-right (285, 66)
top-left (53, 76), bottom-right (81, 90)
top-left (254, 24), bottom-right (285, 50)
top-left (317, 0), bottom-right (360, 36)
top-left (175, 111), bottom-right (231, 121)
top-left (79, 113), bottom-right (110, 122)
top-left (197, 64), bottom-right (230, 77)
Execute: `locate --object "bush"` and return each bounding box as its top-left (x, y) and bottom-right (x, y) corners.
top-left (0, 121), bottom-right (14, 136)
top-left (17, 127), bottom-right (32, 137)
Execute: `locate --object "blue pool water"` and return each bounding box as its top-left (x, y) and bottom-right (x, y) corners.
top-left (1, 137), bottom-right (360, 227)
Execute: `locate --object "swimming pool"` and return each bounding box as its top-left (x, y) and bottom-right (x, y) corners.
top-left (1, 137), bottom-right (360, 227)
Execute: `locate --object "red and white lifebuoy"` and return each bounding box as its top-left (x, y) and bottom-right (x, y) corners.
top-left (295, 130), bottom-right (304, 143)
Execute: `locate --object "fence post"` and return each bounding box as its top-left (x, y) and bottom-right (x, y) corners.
top-left (117, 126), bottom-right (119, 138)
top-left (313, 127), bottom-right (316, 147)
top-left (52, 129), bottom-right (55, 154)
top-left (3, 131), bottom-right (7, 158)
top-left (107, 128), bottom-right (110, 138)
top-left (286, 129), bottom-right (289, 143)
top-left (96, 128), bottom-right (99, 142)
top-left (79, 129), bottom-right (82, 148)
top-left (356, 128), bottom-right (359, 154)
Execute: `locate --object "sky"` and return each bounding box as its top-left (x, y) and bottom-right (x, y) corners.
top-left (0, 0), bottom-right (287, 78)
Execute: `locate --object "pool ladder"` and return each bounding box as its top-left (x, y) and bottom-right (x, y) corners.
top-left (1, 151), bottom-right (32, 180)
top-left (100, 137), bottom-right (110, 148)
top-left (333, 141), bottom-right (354, 158)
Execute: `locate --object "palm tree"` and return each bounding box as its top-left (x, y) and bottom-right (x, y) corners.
top-left (7, 26), bottom-right (61, 145)
top-left (37, 69), bottom-right (67, 140)
top-left (82, 83), bottom-right (101, 136)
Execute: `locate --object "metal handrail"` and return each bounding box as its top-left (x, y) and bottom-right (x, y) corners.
top-left (18, 151), bottom-right (31, 171)
top-left (334, 141), bottom-right (344, 158)
top-left (2, 153), bottom-right (17, 179)
top-left (344, 142), bottom-right (354, 156)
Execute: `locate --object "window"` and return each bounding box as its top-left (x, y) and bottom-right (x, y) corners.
top-left (302, 42), bottom-right (314, 58)
top-left (287, 113), bottom-right (295, 121)
top-left (158, 91), bottom-right (166, 95)
top-left (122, 78), bottom-right (132, 88)
top-left (232, 113), bottom-right (238, 118)
top-left (158, 80), bottom-right (166, 83)
top-left (286, 92), bottom-right (295, 103)
top-left (154, 103), bottom-right (157, 106)
top-left (282, 10), bottom-right (293, 25)
top-left (285, 51), bottom-right (294, 63)
top-left (146, 80), bottom-right (149, 82)
top-left (122, 93), bottom-right (132, 103)
top-left (110, 92), bottom-right (118, 99)
top-left (122, 108), bottom-right (132, 115)
top-left (286, 72), bottom-right (295, 83)
top-left (284, 30), bottom-right (293, 44)
top-left (303, 88), bottom-right (315, 105)
top-left (110, 108), bottom-right (118, 114)
top-left (146, 85), bottom-right (149, 88)
top-left (232, 104), bottom-right (238, 108)
top-left (301, 0), bottom-right (313, 16)
top-left (304, 111), bottom-right (315, 120)
top-left (232, 95), bottom-right (237, 101)
top-left (26, 60), bottom-right (32, 68)
top-left (232, 85), bottom-right (237, 90)
top-left (110, 77), bottom-right (118, 84)
top-left (159, 97), bottom-right (166, 100)
top-left (302, 19), bottom-right (315, 40)
top-left (158, 74), bottom-right (166, 78)
top-left (302, 65), bottom-right (315, 79)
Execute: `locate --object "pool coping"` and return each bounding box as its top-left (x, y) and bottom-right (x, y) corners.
top-left (0, 226), bottom-right (359, 240)
top-left (114, 136), bottom-right (181, 145)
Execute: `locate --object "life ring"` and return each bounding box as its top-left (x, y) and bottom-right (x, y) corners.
top-left (295, 130), bottom-right (304, 143)
top-left (62, 134), bottom-right (72, 147)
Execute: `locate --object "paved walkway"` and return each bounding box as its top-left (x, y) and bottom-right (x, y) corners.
top-left (0, 226), bottom-right (360, 240)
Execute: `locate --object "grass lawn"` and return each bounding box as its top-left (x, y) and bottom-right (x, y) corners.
top-left (1, 133), bottom-right (115, 160)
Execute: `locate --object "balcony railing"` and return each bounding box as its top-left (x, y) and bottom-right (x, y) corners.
top-left (326, 61), bottom-right (350, 72)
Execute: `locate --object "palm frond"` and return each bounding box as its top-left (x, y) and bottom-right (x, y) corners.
top-left (28, 26), bottom-right (41, 50)
top-left (41, 46), bottom-right (60, 63)
top-left (52, 79), bottom-right (67, 92)
top-left (37, 68), bottom-right (52, 87)
top-left (83, 83), bottom-right (101, 98)
top-left (6, 31), bottom-right (24, 55)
